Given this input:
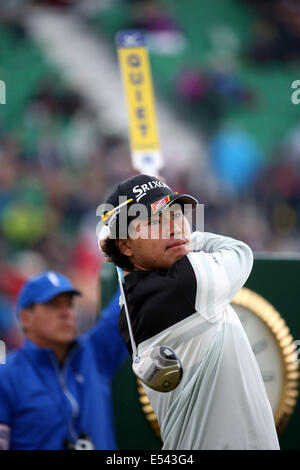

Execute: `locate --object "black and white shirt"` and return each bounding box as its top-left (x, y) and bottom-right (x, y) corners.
top-left (119, 232), bottom-right (280, 450)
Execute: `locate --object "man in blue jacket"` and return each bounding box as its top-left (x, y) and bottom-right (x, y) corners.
top-left (0, 270), bottom-right (128, 450)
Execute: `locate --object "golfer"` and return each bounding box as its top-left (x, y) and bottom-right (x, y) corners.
top-left (99, 174), bottom-right (280, 450)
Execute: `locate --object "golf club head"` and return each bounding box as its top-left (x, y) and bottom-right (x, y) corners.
top-left (132, 346), bottom-right (182, 392)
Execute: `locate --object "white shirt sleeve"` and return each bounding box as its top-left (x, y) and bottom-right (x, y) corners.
top-left (187, 232), bottom-right (254, 322)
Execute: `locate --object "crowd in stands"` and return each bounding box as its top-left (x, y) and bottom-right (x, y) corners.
top-left (0, 73), bottom-right (134, 350)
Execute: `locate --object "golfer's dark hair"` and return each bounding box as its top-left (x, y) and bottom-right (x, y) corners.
top-left (102, 238), bottom-right (134, 272)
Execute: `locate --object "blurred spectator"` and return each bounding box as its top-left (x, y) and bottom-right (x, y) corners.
top-left (0, 1), bottom-right (28, 39)
top-left (31, 0), bottom-right (76, 6)
top-left (128, 0), bottom-right (179, 34)
top-left (209, 124), bottom-right (264, 194)
top-left (0, 271), bottom-right (128, 450)
top-left (282, 119), bottom-right (300, 170)
top-left (176, 66), bottom-right (256, 134)
top-left (127, 0), bottom-right (187, 55)
top-left (253, 157), bottom-right (300, 243)
top-left (243, 0), bottom-right (300, 63)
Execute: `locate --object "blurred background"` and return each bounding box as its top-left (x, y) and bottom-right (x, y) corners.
top-left (0, 0), bottom-right (300, 418)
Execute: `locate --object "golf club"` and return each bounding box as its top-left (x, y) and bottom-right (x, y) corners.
top-left (116, 266), bottom-right (183, 392)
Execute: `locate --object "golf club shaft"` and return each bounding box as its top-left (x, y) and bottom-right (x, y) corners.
top-left (116, 266), bottom-right (138, 359)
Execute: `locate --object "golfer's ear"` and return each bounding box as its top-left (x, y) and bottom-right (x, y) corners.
top-left (116, 239), bottom-right (133, 257)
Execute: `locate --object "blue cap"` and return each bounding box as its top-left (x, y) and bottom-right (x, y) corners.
top-left (16, 271), bottom-right (81, 316)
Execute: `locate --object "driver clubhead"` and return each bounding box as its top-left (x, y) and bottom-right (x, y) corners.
top-left (132, 346), bottom-right (182, 392)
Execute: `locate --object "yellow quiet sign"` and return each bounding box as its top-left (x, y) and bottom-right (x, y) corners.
top-left (117, 31), bottom-right (162, 175)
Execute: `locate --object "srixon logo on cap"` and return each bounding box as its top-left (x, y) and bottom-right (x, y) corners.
top-left (132, 180), bottom-right (171, 202)
top-left (151, 196), bottom-right (170, 214)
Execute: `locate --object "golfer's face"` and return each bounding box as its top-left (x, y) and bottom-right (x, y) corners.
top-left (127, 205), bottom-right (192, 270)
top-left (23, 293), bottom-right (77, 346)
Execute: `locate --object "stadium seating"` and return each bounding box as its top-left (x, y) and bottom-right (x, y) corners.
top-left (92, 0), bottom-right (300, 157)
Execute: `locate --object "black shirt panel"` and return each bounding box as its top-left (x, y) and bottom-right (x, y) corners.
top-left (118, 255), bottom-right (197, 355)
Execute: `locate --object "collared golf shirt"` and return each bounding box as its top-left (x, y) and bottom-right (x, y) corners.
top-left (119, 232), bottom-right (280, 450)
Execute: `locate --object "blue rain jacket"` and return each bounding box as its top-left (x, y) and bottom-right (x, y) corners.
top-left (0, 292), bottom-right (128, 450)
